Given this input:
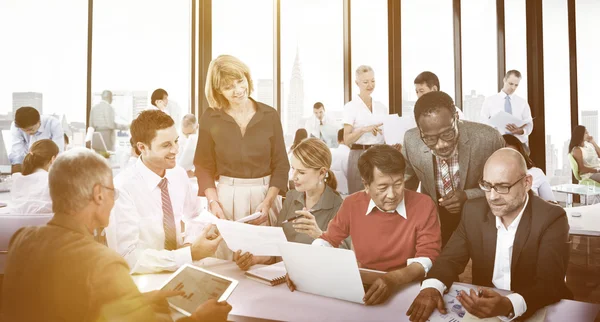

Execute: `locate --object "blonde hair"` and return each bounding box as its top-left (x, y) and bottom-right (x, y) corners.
top-left (205, 55), bottom-right (254, 109)
top-left (355, 65), bottom-right (374, 79)
top-left (292, 138), bottom-right (338, 192)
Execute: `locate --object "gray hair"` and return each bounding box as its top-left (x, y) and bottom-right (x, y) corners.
top-left (355, 65), bottom-right (374, 79)
top-left (182, 114), bottom-right (197, 128)
top-left (101, 90), bottom-right (113, 101)
top-left (49, 148), bottom-right (113, 215)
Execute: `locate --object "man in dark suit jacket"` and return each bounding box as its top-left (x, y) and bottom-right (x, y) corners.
top-left (402, 91), bottom-right (504, 245)
top-left (406, 148), bottom-right (572, 322)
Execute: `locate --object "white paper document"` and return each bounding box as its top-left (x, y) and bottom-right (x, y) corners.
top-left (428, 285), bottom-right (546, 322)
top-left (216, 219), bottom-right (288, 256)
top-left (278, 242), bottom-right (365, 304)
top-left (487, 111), bottom-right (532, 131)
top-left (380, 114), bottom-right (417, 145)
top-left (428, 284), bottom-right (473, 322)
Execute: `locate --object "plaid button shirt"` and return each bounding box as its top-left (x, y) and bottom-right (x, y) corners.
top-left (434, 153), bottom-right (461, 197)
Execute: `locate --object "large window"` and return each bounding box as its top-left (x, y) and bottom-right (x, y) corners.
top-left (212, 0), bottom-right (274, 107)
top-left (505, 0), bottom-right (528, 100)
top-left (400, 0), bottom-right (455, 117)
top-left (0, 0), bottom-right (87, 168)
top-left (543, 0), bottom-right (571, 185)
top-left (281, 0), bottom-right (344, 146)
top-left (461, 0), bottom-right (498, 122)
top-left (351, 0), bottom-right (389, 109)
top-left (576, 0), bottom-right (600, 144)
top-left (92, 0), bottom-right (191, 158)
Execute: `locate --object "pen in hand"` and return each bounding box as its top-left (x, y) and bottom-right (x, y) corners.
top-left (281, 214), bottom-right (303, 224)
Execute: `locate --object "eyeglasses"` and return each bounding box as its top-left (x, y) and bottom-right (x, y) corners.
top-left (479, 175), bottom-right (526, 194)
top-left (101, 185), bottom-right (119, 200)
top-left (420, 118), bottom-right (458, 146)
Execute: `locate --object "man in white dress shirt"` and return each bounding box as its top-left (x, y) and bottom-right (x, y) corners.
top-left (330, 129), bottom-right (350, 195)
top-left (146, 88), bottom-right (182, 130)
top-left (89, 90), bottom-right (129, 151)
top-left (480, 70), bottom-right (533, 149)
top-left (304, 102), bottom-right (338, 147)
top-left (407, 148), bottom-right (571, 322)
top-left (107, 110), bottom-right (222, 274)
top-left (9, 106), bottom-right (64, 169)
top-left (177, 114), bottom-right (198, 177)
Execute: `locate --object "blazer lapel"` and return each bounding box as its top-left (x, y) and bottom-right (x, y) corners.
top-left (420, 144), bottom-right (437, 201)
top-left (482, 210), bottom-right (498, 278)
top-left (457, 124), bottom-right (471, 191)
top-left (511, 195), bottom-right (533, 274)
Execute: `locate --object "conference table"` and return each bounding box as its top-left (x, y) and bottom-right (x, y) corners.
top-left (133, 258), bottom-right (600, 322)
top-left (565, 203), bottom-right (600, 237)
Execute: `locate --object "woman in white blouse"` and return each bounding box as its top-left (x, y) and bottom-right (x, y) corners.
top-left (10, 139), bottom-right (59, 214)
top-left (342, 65), bottom-right (388, 194)
top-left (503, 134), bottom-right (555, 202)
top-left (569, 125), bottom-right (600, 182)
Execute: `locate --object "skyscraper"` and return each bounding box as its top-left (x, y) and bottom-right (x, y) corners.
top-left (463, 90), bottom-right (485, 122)
top-left (257, 79), bottom-right (274, 107)
top-left (546, 135), bottom-right (556, 181)
top-left (132, 91), bottom-right (148, 120)
top-left (581, 110), bottom-right (598, 140)
top-left (0, 130), bottom-right (10, 167)
top-left (12, 92), bottom-right (43, 117)
top-left (286, 47), bottom-right (305, 139)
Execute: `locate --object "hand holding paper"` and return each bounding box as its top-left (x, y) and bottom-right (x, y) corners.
top-left (487, 111), bottom-right (532, 132)
top-left (216, 219), bottom-right (287, 256)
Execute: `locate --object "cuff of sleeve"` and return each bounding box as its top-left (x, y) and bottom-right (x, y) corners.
top-left (174, 246), bottom-right (193, 267)
top-left (498, 293), bottom-right (527, 321)
top-left (407, 257), bottom-right (433, 276)
top-left (311, 238), bottom-right (333, 247)
top-left (420, 278), bottom-right (447, 298)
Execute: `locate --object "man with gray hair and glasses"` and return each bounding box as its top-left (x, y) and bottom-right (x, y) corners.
top-left (407, 148), bottom-right (572, 322)
top-left (1, 148), bottom-right (232, 322)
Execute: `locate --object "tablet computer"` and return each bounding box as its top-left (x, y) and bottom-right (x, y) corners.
top-left (159, 264), bottom-right (238, 316)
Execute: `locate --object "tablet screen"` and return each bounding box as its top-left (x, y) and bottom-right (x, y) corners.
top-left (161, 265), bottom-right (235, 315)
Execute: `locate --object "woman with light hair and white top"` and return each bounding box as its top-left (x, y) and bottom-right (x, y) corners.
top-left (10, 139), bottom-right (59, 214)
top-left (343, 65), bottom-right (389, 194)
top-left (195, 55), bottom-right (289, 259)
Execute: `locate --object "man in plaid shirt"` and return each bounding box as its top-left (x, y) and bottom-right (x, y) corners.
top-left (402, 91), bottom-right (505, 246)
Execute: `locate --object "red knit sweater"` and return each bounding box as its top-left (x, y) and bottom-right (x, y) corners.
top-left (320, 190), bottom-right (441, 272)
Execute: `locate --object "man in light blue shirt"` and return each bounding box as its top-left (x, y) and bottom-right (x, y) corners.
top-left (9, 106), bottom-right (64, 166)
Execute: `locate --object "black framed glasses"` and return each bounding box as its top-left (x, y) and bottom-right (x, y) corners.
top-left (479, 175), bottom-right (526, 194)
top-left (420, 118), bottom-right (458, 146)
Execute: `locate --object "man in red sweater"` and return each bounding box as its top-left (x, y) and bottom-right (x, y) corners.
top-left (312, 144), bottom-right (442, 305)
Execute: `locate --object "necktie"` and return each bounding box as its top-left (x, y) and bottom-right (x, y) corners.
top-left (440, 159), bottom-right (453, 196)
top-left (319, 120), bottom-right (324, 140)
top-left (158, 178), bottom-right (177, 251)
top-left (504, 95), bottom-right (512, 114)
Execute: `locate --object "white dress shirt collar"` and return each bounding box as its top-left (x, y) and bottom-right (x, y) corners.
top-left (135, 156), bottom-right (176, 191)
top-left (500, 90), bottom-right (514, 100)
top-left (35, 115), bottom-right (48, 136)
top-left (495, 193), bottom-right (529, 232)
top-left (365, 198), bottom-right (407, 219)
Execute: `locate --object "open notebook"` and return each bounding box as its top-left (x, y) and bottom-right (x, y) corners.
top-left (245, 262), bottom-right (287, 286)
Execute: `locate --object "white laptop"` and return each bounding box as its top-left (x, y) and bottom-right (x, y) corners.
top-left (278, 242), bottom-right (366, 304)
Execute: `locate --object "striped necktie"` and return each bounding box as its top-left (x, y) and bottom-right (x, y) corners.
top-left (505, 95), bottom-right (512, 114)
top-left (440, 159), bottom-right (453, 196)
top-left (158, 178), bottom-right (177, 251)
